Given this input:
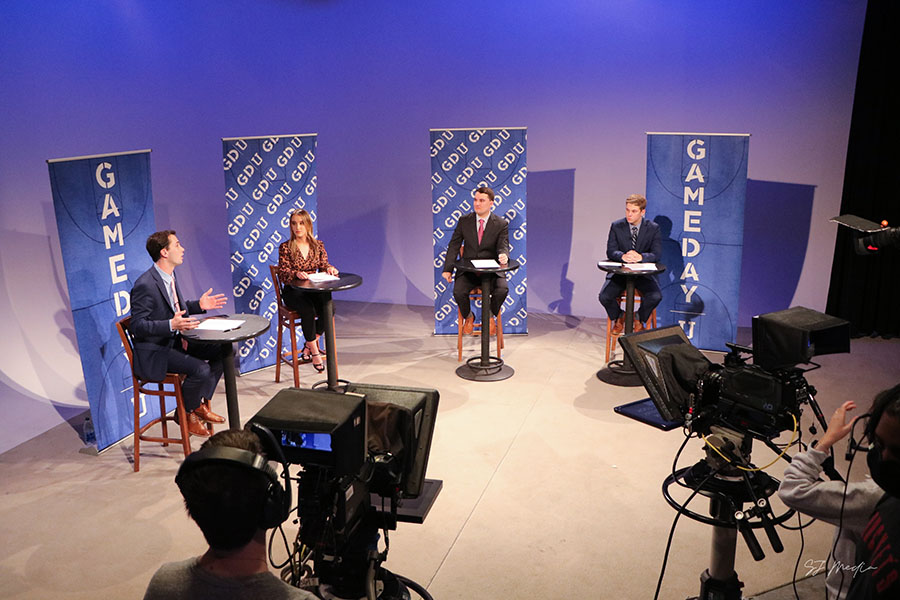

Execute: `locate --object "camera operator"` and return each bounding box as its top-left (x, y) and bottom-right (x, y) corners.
top-left (846, 383), bottom-right (900, 599)
top-left (143, 429), bottom-right (316, 600)
top-left (778, 401), bottom-right (882, 600)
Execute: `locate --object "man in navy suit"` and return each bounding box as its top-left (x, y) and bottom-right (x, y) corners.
top-left (599, 194), bottom-right (663, 333)
top-left (130, 230), bottom-right (228, 437)
top-left (442, 186), bottom-right (510, 334)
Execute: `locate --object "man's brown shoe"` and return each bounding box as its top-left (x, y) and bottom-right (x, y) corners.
top-left (611, 315), bottom-right (625, 335)
top-left (195, 404), bottom-right (226, 424)
top-left (463, 313), bottom-right (475, 335)
top-left (186, 412), bottom-right (212, 437)
top-left (633, 320), bottom-right (644, 332)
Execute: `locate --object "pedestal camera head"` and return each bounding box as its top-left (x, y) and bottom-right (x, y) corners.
top-left (619, 306), bottom-right (849, 441)
top-left (623, 309), bottom-right (850, 600)
top-left (247, 384), bottom-right (440, 600)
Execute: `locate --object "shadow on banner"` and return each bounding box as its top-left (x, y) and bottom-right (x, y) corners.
top-left (646, 133), bottom-right (749, 351)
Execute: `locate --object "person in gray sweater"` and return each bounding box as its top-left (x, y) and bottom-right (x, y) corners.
top-left (777, 400), bottom-right (883, 600)
top-left (143, 430), bottom-right (317, 600)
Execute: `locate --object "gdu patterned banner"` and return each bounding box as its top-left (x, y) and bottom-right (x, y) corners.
top-left (48, 150), bottom-right (157, 450)
top-left (646, 133), bottom-right (749, 351)
top-left (223, 134), bottom-right (318, 373)
top-left (431, 128), bottom-right (527, 335)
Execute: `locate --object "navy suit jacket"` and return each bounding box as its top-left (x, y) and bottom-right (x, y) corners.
top-left (130, 266), bottom-right (204, 381)
top-left (605, 218), bottom-right (663, 279)
top-left (442, 212), bottom-right (510, 273)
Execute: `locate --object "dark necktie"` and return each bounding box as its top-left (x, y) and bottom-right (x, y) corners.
top-left (631, 225), bottom-right (638, 249)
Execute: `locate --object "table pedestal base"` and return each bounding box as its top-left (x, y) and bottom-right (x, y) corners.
top-left (312, 378), bottom-right (349, 392)
top-left (456, 355), bottom-right (515, 381)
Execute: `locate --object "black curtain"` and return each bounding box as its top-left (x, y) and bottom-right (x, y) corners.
top-left (826, 0), bottom-right (900, 338)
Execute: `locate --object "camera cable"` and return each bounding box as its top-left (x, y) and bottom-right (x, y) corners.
top-left (826, 414), bottom-right (869, 600)
top-left (700, 413), bottom-right (799, 472)
top-left (653, 461), bottom-right (726, 600)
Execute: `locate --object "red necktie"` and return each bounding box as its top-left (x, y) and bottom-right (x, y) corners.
top-left (170, 279), bottom-right (181, 313)
top-left (171, 279), bottom-right (189, 350)
top-left (478, 218), bottom-right (484, 244)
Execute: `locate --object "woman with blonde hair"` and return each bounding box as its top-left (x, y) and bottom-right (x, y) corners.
top-left (276, 209), bottom-right (338, 371)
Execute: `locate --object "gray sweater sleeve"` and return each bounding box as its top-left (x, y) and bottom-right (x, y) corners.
top-left (777, 448), bottom-right (882, 529)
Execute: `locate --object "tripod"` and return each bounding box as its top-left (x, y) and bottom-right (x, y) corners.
top-left (662, 427), bottom-right (795, 600)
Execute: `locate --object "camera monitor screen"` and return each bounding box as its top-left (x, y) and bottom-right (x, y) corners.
top-left (619, 325), bottom-right (700, 423)
top-left (281, 431), bottom-right (332, 453)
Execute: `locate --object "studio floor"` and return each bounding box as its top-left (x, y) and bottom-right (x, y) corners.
top-left (1, 301), bottom-right (897, 600)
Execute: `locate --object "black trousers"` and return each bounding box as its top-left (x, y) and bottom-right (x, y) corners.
top-left (454, 272), bottom-right (509, 319)
top-left (598, 275), bottom-right (662, 324)
top-left (166, 339), bottom-right (227, 412)
top-left (282, 286), bottom-right (327, 342)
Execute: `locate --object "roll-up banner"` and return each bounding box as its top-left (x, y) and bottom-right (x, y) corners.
top-left (223, 134), bottom-right (318, 373)
top-left (430, 127), bottom-right (527, 335)
top-left (48, 150), bottom-right (157, 450)
top-left (646, 133), bottom-right (749, 351)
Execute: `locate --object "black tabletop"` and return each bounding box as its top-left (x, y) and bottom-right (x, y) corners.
top-left (285, 272), bottom-right (363, 293)
top-left (454, 259), bottom-right (521, 275)
top-left (597, 262), bottom-right (666, 277)
top-left (181, 313), bottom-right (270, 343)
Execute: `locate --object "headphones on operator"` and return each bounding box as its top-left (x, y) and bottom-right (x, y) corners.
top-left (174, 424), bottom-right (292, 529)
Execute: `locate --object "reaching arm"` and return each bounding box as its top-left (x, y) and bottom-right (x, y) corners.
top-left (777, 401), bottom-right (881, 527)
top-left (198, 288), bottom-right (226, 311)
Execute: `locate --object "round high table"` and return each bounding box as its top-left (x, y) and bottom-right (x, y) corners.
top-left (596, 262), bottom-right (666, 386)
top-left (285, 272), bottom-right (363, 391)
top-left (182, 313), bottom-right (270, 429)
top-left (453, 259), bottom-right (520, 382)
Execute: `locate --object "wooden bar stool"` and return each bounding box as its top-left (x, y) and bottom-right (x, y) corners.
top-left (457, 287), bottom-right (503, 361)
top-left (116, 316), bottom-right (212, 472)
top-left (605, 290), bottom-right (657, 363)
top-left (269, 264), bottom-right (305, 388)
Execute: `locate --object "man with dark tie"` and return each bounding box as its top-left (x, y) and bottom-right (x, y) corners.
top-left (442, 186), bottom-right (510, 335)
top-left (599, 194), bottom-right (663, 333)
top-left (130, 230), bottom-right (228, 437)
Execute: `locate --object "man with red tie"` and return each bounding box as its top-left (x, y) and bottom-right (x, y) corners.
top-left (442, 187), bottom-right (510, 335)
top-left (130, 230), bottom-right (228, 437)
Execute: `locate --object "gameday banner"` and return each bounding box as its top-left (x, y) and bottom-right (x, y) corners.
top-left (223, 134), bottom-right (318, 373)
top-left (431, 128), bottom-right (528, 335)
top-left (646, 133), bottom-right (749, 351)
top-left (48, 150), bottom-right (157, 450)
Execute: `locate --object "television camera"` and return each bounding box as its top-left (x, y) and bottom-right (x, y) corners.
top-left (247, 383), bottom-right (440, 600)
top-left (620, 306), bottom-right (850, 600)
